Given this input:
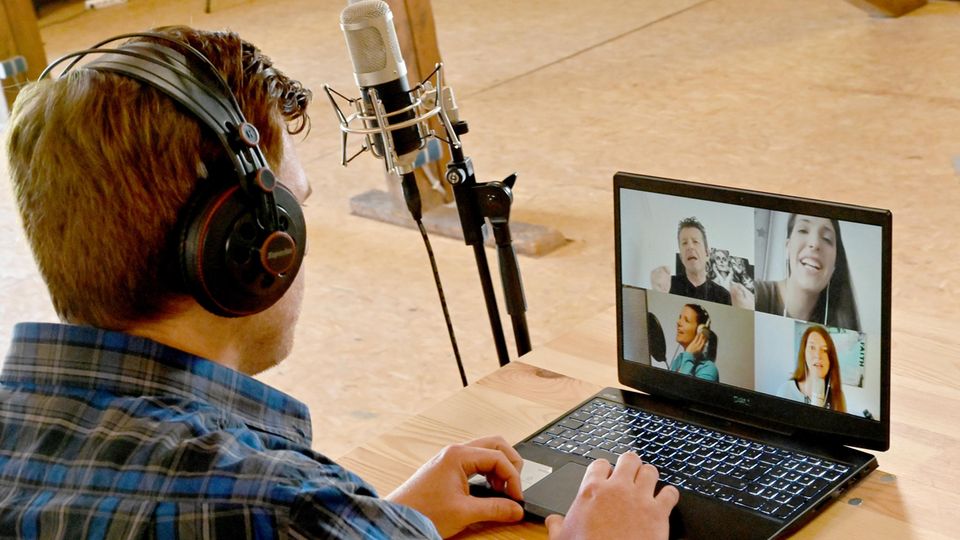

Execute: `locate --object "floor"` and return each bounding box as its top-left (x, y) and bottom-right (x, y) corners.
top-left (2, 0), bottom-right (959, 459)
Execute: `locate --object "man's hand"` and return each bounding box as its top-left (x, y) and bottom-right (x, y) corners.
top-left (730, 282), bottom-right (755, 309)
top-left (545, 452), bottom-right (679, 540)
top-left (650, 266), bottom-right (671, 293)
top-left (386, 436), bottom-right (525, 538)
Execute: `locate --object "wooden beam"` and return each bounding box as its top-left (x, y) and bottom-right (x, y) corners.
top-left (384, 0), bottom-right (452, 210)
top-left (0, 0), bottom-right (47, 110)
top-left (844, 0), bottom-right (927, 17)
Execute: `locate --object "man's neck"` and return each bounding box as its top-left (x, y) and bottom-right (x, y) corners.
top-left (125, 304), bottom-right (242, 372)
top-left (685, 270), bottom-right (707, 287)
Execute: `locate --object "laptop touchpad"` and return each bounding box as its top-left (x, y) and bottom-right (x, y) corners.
top-left (522, 462), bottom-right (587, 515)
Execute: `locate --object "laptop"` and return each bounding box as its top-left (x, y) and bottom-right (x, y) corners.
top-left (507, 172), bottom-right (891, 539)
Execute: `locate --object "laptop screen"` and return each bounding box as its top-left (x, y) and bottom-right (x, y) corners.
top-left (615, 172), bottom-right (891, 451)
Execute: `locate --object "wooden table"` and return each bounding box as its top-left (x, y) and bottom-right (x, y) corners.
top-left (339, 307), bottom-right (960, 538)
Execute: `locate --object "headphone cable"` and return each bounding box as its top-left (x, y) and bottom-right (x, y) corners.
top-left (402, 173), bottom-right (468, 387)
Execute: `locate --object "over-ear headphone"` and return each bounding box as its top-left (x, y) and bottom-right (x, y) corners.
top-left (40, 32), bottom-right (306, 317)
top-left (695, 306), bottom-right (711, 336)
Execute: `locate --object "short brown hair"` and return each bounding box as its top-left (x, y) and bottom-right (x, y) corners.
top-left (6, 26), bottom-right (311, 330)
top-left (677, 216), bottom-right (708, 253)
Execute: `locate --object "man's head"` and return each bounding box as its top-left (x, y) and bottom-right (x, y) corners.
top-left (6, 26), bottom-right (312, 371)
top-left (676, 217), bottom-right (709, 279)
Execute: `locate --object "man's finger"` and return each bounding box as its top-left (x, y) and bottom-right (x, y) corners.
top-left (611, 452), bottom-right (642, 482)
top-left (462, 497), bottom-right (524, 525)
top-left (467, 436), bottom-right (523, 474)
top-left (656, 483), bottom-right (681, 512)
top-left (458, 446), bottom-right (524, 500)
top-left (635, 462), bottom-right (660, 492)
top-left (583, 457), bottom-right (613, 484)
top-left (545, 514), bottom-right (564, 535)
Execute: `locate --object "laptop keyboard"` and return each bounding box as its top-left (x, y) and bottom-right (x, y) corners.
top-left (529, 398), bottom-right (850, 520)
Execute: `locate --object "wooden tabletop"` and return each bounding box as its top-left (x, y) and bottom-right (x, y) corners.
top-left (338, 307), bottom-right (960, 538)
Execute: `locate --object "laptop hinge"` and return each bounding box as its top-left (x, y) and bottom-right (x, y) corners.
top-left (688, 405), bottom-right (795, 438)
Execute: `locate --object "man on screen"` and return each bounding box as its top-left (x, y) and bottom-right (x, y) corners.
top-left (651, 217), bottom-right (732, 305)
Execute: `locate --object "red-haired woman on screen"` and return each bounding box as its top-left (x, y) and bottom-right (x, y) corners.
top-left (777, 325), bottom-right (847, 413)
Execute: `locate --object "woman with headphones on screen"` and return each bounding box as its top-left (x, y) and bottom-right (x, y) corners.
top-left (669, 304), bottom-right (719, 382)
top-left (777, 325), bottom-right (847, 413)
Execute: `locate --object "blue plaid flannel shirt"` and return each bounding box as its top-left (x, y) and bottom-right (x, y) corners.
top-left (0, 323), bottom-right (439, 539)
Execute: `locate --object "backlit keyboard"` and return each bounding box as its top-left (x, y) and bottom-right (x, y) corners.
top-left (529, 398), bottom-right (850, 520)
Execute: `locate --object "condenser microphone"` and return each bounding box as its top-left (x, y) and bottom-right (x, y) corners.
top-left (340, 0), bottom-right (424, 173)
top-left (812, 377), bottom-right (827, 408)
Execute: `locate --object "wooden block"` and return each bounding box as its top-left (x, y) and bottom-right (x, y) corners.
top-left (350, 189), bottom-right (569, 257)
top-left (844, 0), bottom-right (928, 17)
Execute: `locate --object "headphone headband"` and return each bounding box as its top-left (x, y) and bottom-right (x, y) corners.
top-left (39, 30), bottom-right (306, 317)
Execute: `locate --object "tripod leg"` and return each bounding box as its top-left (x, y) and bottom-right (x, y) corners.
top-left (492, 221), bottom-right (531, 356)
top-left (473, 243), bottom-right (511, 366)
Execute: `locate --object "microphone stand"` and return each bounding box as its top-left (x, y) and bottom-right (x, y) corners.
top-left (443, 123), bottom-right (531, 365)
top-left (323, 64), bottom-right (532, 368)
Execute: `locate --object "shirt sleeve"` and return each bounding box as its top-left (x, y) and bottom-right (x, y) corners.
top-left (694, 361), bottom-right (719, 382)
top-left (288, 486), bottom-right (441, 539)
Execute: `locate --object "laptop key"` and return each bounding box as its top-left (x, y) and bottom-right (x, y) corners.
top-left (822, 469), bottom-right (843, 482)
top-left (774, 491), bottom-right (794, 505)
top-left (571, 445), bottom-right (592, 456)
top-left (713, 473), bottom-right (748, 491)
top-left (773, 504), bottom-right (797, 520)
top-left (739, 465), bottom-right (769, 483)
top-left (783, 482), bottom-right (804, 496)
top-left (572, 433), bottom-right (592, 443)
top-left (799, 483), bottom-right (824, 500)
top-left (559, 418), bottom-right (584, 430)
top-left (716, 485), bottom-right (736, 502)
top-left (694, 469), bottom-right (716, 482)
top-left (570, 411), bottom-right (592, 422)
top-left (782, 470), bottom-right (802, 482)
top-left (585, 448), bottom-right (620, 463)
top-left (734, 492), bottom-right (764, 510)
top-left (532, 434), bottom-right (553, 445)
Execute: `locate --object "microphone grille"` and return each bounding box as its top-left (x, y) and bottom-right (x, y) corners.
top-left (340, 0), bottom-right (390, 24)
top-left (340, 0), bottom-right (402, 76)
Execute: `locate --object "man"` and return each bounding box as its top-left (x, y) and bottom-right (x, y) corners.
top-left (651, 217), bottom-right (732, 305)
top-left (1, 27), bottom-right (678, 538)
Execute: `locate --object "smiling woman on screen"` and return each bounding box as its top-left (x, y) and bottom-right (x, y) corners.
top-left (741, 214), bottom-right (861, 332)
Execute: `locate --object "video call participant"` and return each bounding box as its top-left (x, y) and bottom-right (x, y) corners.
top-left (0, 27), bottom-right (678, 539)
top-left (651, 217), bottom-right (732, 305)
top-left (738, 214), bottom-right (861, 332)
top-left (777, 326), bottom-right (847, 413)
top-left (669, 304), bottom-right (719, 382)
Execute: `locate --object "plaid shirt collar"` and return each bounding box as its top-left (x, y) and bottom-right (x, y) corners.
top-left (2, 322), bottom-right (312, 445)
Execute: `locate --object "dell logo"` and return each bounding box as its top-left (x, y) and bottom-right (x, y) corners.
top-left (733, 395), bottom-right (751, 406)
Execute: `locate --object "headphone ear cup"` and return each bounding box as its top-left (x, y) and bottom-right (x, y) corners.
top-left (180, 183), bottom-right (306, 317)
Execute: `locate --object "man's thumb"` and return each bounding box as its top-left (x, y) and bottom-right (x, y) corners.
top-left (545, 514), bottom-right (564, 536)
top-left (466, 497), bottom-right (524, 524)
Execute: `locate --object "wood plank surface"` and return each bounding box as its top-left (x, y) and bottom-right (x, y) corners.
top-left (340, 305), bottom-right (960, 538)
